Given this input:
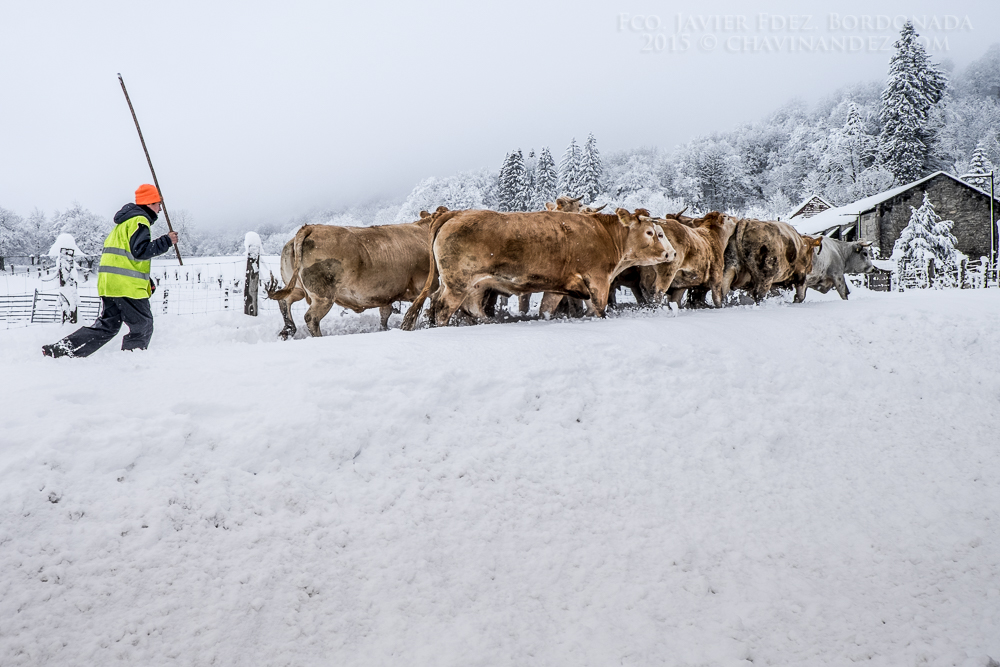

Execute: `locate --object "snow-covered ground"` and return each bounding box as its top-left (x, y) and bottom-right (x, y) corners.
top-left (1, 288), bottom-right (999, 667)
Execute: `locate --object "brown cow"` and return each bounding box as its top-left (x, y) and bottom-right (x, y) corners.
top-left (639, 210), bottom-right (738, 308)
top-left (400, 208), bottom-right (676, 329)
top-left (268, 211), bottom-right (437, 337)
top-left (722, 219), bottom-right (823, 303)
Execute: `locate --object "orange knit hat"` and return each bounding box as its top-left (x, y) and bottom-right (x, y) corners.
top-left (135, 184), bottom-right (161, 205)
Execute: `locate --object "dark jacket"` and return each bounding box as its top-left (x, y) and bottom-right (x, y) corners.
top-left (113, 203), bottom-right (174, 260)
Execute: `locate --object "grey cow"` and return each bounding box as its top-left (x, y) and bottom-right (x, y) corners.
top-left (806, 238), bottom-right (874, 300)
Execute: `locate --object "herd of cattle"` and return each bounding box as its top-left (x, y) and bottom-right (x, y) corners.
top-left (267, 196), bottom-right (876, 338)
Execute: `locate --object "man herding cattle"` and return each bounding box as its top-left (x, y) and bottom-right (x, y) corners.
top-left (42, 185), bottom-right (179, 358)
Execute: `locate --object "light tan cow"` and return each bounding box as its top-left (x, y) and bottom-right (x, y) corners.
top-left (639, 210), bottom-right (739, 308)
top-left (400, 208), bottom-right (676, 329)
top-left (268, 211), bottom-right (437, 337)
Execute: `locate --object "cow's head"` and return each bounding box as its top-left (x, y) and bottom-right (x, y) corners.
top-left (699, 211), bottom-right (738, 243)
top-left (801, 235), bottom-right (824, 273)
top-left (661, 207), bottom-right (695, 226)
top-left (556, 196), bottom-right (584, 212)
top-left (616, 208), bottom-right (677, 265)
top-left (846, 240), bottom-right (875, 274)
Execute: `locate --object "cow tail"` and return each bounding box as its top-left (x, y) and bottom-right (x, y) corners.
top-left (401, 209), bottom-right (453, 331)
top-left (268, 226), bottom-right (309, 301)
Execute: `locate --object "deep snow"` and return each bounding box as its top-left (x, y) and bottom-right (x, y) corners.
top-left (1, 289), bottom-right (999, 666)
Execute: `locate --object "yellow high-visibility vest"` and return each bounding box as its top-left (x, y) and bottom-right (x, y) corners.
top-left (96, 216), bottom-right (152, 298)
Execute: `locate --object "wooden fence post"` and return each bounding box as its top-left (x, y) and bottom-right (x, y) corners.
top-left (162, 288), bottom-right (170, 315)
top-left (244, 232), bottom-right (262, 316)
top-left (57, 246), bottom-right (78, 324)
top-left (30, 288), bottom-right (39, 323)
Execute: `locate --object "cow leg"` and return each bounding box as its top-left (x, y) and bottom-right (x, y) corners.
top-left (654, 267), bottom-right (679, 305)
top-left (668, 287), bottom-right (686, 308)
top-left (588, 284), bottom-right (611, 317)
top-left (566, 298), bottom-right (586, 317)
top-left (607, 288), bottom-right (618, 308)
top-left (379, 304), bottom-right (393, 330)
top-left (539, 292), bottom-right (564, 319)
top-left (836, 277), bottom-right (850, 300)
top-left (481, 290), bottom-right (496, 318)
top-left (792, 282), bottom-right (808, 303)
top-left (753, 279), bottom-right (772, 304)
top-left (303, 297), bottom-right (335, 337)
top-left (278, 298), bottom-right (297, 339)
top-left (518, 294), bottom-right (532, 315)
top-left (432, 286), bottom-right (467, 327)
top-left (709, 282), bottom-right (725, 308)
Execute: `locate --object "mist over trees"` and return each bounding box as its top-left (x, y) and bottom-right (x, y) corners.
top-left (3, 26), bottom-right (998, 259)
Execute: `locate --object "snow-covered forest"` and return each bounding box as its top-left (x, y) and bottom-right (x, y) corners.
top-left (2, 24), bottom-right (998, 259)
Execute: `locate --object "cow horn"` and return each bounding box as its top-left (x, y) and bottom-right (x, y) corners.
top-left (858, 240), bottom-right (873, 247)
top-left (674, 207), bottom-right (688, 217)
top-left (570, 196), bottom-right (583, 202)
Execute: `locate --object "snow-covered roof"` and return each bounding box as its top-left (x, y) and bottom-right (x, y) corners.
top-left (787, 194), bottom-right (833, 219)
top-left (791, 171), bottom-right (1000, 235)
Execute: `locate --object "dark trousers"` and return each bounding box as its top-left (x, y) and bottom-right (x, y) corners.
top-left (56, 296), bottom-right (154, 357)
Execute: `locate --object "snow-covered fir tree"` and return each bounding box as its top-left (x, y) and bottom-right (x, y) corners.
top-left (558, 138), bottom-right (582, 198)
top-left (497, 150), bottom-right (531, 212)
top-left (892, 192), bottom-right (960, 283)
top-left (578, 134), bottom-right (604, 204)
top-left (497, 152), bottom-right (513, 212)
top-left (964, 141), bottom-right (996, 191)
top-left (878, 21), bottom-right (948, 185)
top-left (835, 103), bottom-right (877, 184)
top-left (532, 146), bottom-right (558, 209)
top-left (813, 102), bottom-right (883, 204)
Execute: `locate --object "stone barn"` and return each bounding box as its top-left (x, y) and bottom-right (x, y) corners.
top-left (791, 171), bottom-right (999, 261)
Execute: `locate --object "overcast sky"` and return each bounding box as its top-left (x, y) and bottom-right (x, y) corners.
top-left (1, 0), bottom-right (997, 230)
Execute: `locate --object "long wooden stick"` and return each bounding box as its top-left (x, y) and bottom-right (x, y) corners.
top-left (117, 73), bottom-right (183, 265)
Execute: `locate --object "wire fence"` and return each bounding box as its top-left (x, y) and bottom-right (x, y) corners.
top-left (0, 255), bottom-right (286, 329)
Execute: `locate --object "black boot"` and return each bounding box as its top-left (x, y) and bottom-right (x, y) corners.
top-left (41, 341), bottom-right (73, 358)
